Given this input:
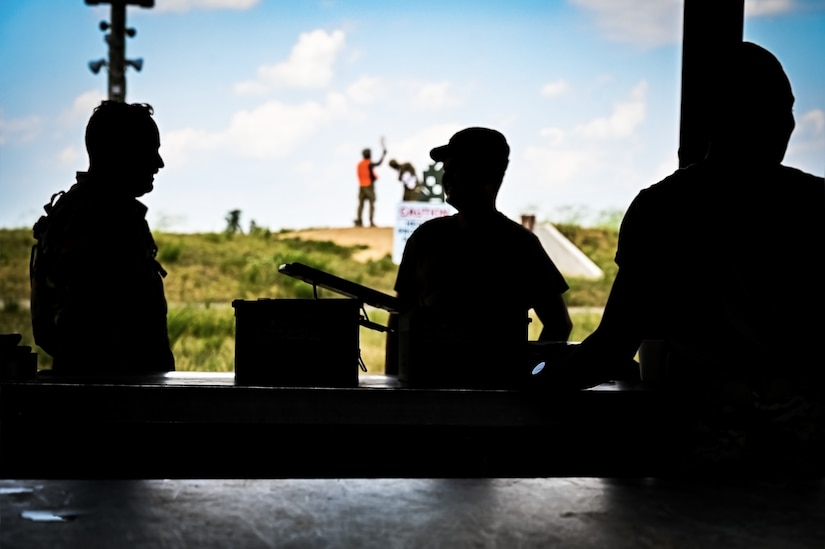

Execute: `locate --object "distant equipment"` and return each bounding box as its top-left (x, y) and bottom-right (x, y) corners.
top-left (84, 0), bottom-right (154, 102)
top-left (417, 162), bottom-right (446, 202)
top-left (85, 0), bottom-right (155, 6)
top-left (88, 59), bottom-right (107, 74)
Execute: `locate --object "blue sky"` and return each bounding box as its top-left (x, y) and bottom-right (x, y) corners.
top-left (1, 0), bottom-right (823, 233)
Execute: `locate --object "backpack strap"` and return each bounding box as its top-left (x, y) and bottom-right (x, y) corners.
top-left (32, 190), bottom-right (66, 240)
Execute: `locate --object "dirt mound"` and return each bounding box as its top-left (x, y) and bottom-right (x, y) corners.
top-left (282, 226), bottom-right (394, 263)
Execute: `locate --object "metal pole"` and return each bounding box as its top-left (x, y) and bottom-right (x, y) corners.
top-left (108, 1), bottom-right (127, 102)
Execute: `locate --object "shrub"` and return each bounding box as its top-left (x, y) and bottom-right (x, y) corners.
top-left (157, 240), bottom-right (183, 263)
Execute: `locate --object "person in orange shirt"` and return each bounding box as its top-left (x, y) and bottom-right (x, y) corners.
top-left (355, 137), bottom-right (386, 227)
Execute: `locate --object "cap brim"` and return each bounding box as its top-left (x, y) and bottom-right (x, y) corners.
top-left (429, 144), bottom-right (450, 161)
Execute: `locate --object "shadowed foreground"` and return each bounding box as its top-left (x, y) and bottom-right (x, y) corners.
top-left (2, 477), bottom-right (823, 548)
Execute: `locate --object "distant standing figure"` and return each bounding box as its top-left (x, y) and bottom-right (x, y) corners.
top-left (30, 100), bottom-right (175, 376)
top-left (355, 137), bottom-right (386, 227)
top-left (388, 159), bottom-right (420, 202)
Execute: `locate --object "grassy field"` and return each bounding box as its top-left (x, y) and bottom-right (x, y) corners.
top-left (0, 224), bottom-right (616, 373)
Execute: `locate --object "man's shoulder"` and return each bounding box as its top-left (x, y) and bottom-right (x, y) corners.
top-left (43, 185), bottom-right (90, 227)
top-left (45, 182), bottom-right (147, 236)
top-left (775, 166), bottom-right (825, 215)
top-left (413, 214), bottom-right (458, 235)
top-left (640, 162), bottom-right (822, 197)
top-left (643, 164), bottom-right (702, 194)
top-left (422, 213), bottom-right (458, 226)
top-left (778, 164), bottom-right (824, 185)
top-left (495, 212), bottom-right (534, 231)
top-left (628, 164), bottom-right (722, 216)
top-left (483, 213), bottom-right (538, 242)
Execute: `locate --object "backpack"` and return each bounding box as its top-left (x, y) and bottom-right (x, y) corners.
top-left (29, 190), bottom-right (69, 355)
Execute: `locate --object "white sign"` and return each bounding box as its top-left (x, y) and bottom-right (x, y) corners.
top-left (393, 201), bottom-right (455, 264)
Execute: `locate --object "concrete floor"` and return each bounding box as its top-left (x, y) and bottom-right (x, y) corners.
top-left (2, 477), bottom-right (824, 548)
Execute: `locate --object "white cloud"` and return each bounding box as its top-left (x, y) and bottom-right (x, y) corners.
top-left (745, 0), bottom-right (794, 17)
top-left (519, 80), bottom-right (657, 212)
top-left (539, 127), bottom-right (566, 146)
top-left (232, 81), bottom-right (267, 96)
top-left (154, 0), bottom-right (259, 13)
top-left (573, 81), bottom-right (648, 139)
top-left (412, 82), bottom-right (458, 110)
top-left (0, 112), bottom-right (43, 145)
top-left (573, 0), bottom-right (821, 47)
top-left (540, 80), bottom-right (571, 98)
top-left (292, 161), bottom-right (316, 176)
top-left (569, 0), bottom-right (683, 48)
top-left (164, 92), bottom-right (355, 164)
top-left (162, 127), bottom-right (226, 166)
top-left (524, 145), bottom-right (602, 184)
top-left (653, 153), bottom-right (679, 182)
top-left (58, 146), bottom-right (83, 168)
top-left (798, 108), bottom-right (825, 135)
top-left (346, 49), bottom-right (364, 64)
top-left (385, 123), bottom-right (463, 170)
top-left (347, 76), bottom-right (386, 105)
top-left (220, 94), bottom-right (346, 158)
top-left (60, 90), bottom-right (105, 127)
top-left (234, 29), bottom-right (346, 94)
top-left (573, 0), bottom-right (817, 44)
top-left (786, 108), bottom-right (825, 161)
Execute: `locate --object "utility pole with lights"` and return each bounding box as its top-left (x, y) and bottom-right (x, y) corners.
top-left (85, 0), bottom-right (154, 102)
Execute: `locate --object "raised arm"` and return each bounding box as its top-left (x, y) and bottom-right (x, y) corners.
top-left (374, 136), bottom-right (387, 166)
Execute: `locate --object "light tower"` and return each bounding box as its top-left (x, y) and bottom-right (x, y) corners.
top-left (85, 0), bottom-right (154, 102)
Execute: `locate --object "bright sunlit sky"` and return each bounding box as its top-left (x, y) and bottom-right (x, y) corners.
top-left (1, 0), bottom-right (823, 233)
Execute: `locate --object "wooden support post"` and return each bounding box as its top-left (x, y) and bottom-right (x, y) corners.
top-left (678, 0), bottom-right (745, 168)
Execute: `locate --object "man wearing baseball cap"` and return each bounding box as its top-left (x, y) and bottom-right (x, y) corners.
top-left (391, 127), bottom-right (572, 389)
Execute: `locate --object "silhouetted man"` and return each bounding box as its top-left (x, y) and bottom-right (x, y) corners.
top-left (30, 101), bottom-right (175, 376)
top-left (392, 127), bottom-right (572, 388)
top-left (388, 159), bottom-right (419, 201)
top-left (536, 42), bottom-right (824, 474)
top-left (355, 138), bottom-right (386, 227)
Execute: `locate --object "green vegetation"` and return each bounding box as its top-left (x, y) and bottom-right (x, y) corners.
top-left (0, 224), bottom-right (617, 373)
top-left (554, 223), bottom-right (619, 307)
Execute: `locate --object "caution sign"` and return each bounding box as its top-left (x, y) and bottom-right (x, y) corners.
top-left (392, 202), bottom-right (455, 264)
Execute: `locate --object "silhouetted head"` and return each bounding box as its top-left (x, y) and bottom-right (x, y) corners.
top-left (389, 159), bottom-right (399, 169)
top-left (362, 148), bottom-right (372, 160)
top-left (708, 41), bottom-right (795, 166)
top-left (85, 101), bottom-right (164, 197)
top-left (430, 127), bottom-right (510, 212)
